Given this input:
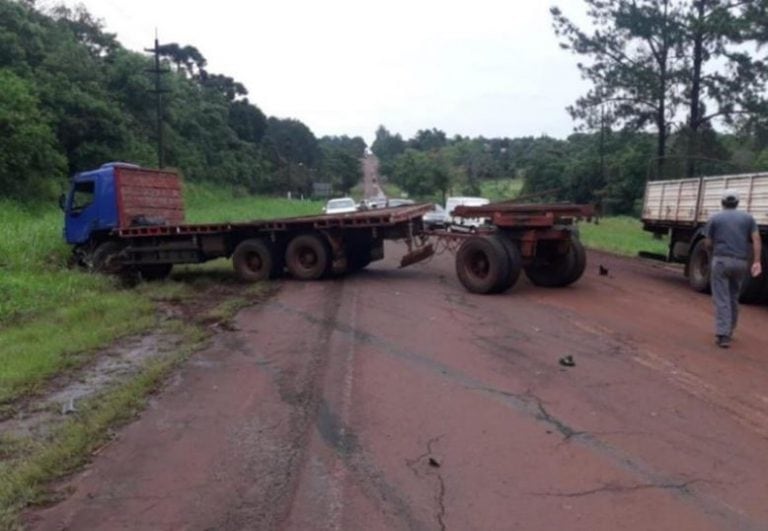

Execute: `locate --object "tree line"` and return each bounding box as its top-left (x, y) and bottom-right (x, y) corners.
top-left (373, 0), bottom-right (768, 215)
top-left (0, 0), bottom-right (364, 202)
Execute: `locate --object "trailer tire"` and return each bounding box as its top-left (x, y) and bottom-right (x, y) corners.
top-left (688, 239), bottom-right (711, 293)
top-left (455, 236), bottom-right (510, 294)
top-left (563, 237), bottom-right (587, 285)
top-left (139, 264), bottom-right (173, 281)
top-left (524, 239), bottom-right (582, 288)
top-left (233, 239), bottom-right (280, 282)
top-left (285, 233), bottom-right (331, 280)
top-left (493, 234), bottom-right (522, 293)
top-left (741, 246), bottom-right (768, 304)
top-left (91, 241), bottom-right (125, 275)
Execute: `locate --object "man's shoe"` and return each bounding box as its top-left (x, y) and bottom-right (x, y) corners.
top-left (716, 335), bottom-right (731, 348)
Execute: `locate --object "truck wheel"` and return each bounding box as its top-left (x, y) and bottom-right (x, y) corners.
top-left (455, 236), bottom-right (510, 294)
top-left (688, 239), bottom-right (710, 293)
top-left (742, 246), bottom-right (768, 304)
top-left (285, 233), bottom-right (331, 280)
top-left (139, 264), bottom-right (173, 281)
top-left (524, 239), bottom-right (582, 288)
top-left (91, 241), bottom-right (125, 275)
top-left (233, 239), bottom-right (280, 282)
top-left (493, 234), bottom-right (522, 293)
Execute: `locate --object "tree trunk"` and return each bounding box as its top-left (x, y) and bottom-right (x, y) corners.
top-left (687, 1), bottom-right (706, 178)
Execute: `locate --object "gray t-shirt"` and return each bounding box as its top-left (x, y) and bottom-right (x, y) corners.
top-left (705, 209), bottom-right (758, 260)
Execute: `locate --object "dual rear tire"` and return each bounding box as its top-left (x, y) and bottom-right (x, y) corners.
top-left (232, 233), bottom-right (332, 282)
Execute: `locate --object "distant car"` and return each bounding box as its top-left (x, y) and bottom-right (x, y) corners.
top-left (445, 196), bottom-right (490, 232)
top-left (422, 204), bottom-right (447, 229)
top-left (387, 198), bottom-right (415, 207)
top-left (323, 197), bottom-right (358, 214)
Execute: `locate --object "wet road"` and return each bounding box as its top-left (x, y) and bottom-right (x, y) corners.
top-left (29, 248), bottom-right (768, 530)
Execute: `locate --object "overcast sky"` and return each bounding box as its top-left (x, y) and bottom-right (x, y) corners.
top-left (47, 0), bottom-right (591, 144)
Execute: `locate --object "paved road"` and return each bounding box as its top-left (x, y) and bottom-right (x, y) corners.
top-left (29, 248), bottom-right (768, 530)
top-left (362, 154), bottom-right (385, 200)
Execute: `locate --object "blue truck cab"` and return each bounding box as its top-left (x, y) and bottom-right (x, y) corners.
top-left (61, 162), bottom-right (139, 245)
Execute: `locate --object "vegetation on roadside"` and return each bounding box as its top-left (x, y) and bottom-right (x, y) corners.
top-left (579, 217), bottom-right (668, 257)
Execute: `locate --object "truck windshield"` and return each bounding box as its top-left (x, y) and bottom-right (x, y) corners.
top-left (72, 181), bottom-right (95, 212)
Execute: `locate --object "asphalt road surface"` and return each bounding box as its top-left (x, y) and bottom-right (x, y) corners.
top-left (29, 246), bottom-right (768, 530)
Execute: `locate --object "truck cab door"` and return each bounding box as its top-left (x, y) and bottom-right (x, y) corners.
top-left (64, 180), bottom-right (98, 244)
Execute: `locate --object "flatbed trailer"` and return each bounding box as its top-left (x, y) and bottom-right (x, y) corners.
top-left (62, 163), bottom-right (432, 282)
top-left (641, 172), bottom-right (768, 303)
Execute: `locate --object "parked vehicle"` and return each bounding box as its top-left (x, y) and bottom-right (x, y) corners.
top-left (423, 204), bottom-right (447, 229)
top-left (641, 172), bottom-right (768, 303)
top-left (323, 197), bottom-right (357, 214)
top-left (445, 197), bottom-right (490, 232)
top-left (60, 163), bottom-right (432, 282)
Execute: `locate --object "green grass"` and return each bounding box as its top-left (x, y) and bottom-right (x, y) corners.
top-left (184, 183), bottom-right (322, 222)
top-left (479, 178), bottom-right (524, 202)
top-left (579, 216), bottom-right (668, 257)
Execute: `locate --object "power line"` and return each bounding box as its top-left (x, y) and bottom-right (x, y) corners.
top-left (144, 32), bottom-right (170, 168)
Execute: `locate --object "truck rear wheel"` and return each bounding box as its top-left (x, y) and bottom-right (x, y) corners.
top-left (285, 233), bottom-right (331, 280)
top-left (91, 241), bottom-right (125, 275)
top-left (688, 239), bottom-right (710, 293)
top-left (493, 234), bottom-right (522, 293)
top-left (524, 238), bottom-right (583, 288)
top-left (455, 236), bottom-right (510, 294)
top-left (741, 246), bottom-right (768, 304)
top-left (233, 238), bottom-right (280, 282)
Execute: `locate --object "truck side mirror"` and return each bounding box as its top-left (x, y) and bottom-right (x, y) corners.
top-left (58, 193), bottom-right (67, 211)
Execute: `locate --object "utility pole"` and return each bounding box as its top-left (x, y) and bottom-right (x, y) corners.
top-left (145, 31), bottom-right (170, 168)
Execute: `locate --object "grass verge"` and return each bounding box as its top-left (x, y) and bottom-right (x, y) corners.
top-left (579, 216), bottom-right (668, 257)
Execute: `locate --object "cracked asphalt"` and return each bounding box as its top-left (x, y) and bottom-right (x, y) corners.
top-left (28, 245), bottom-right (768, 530)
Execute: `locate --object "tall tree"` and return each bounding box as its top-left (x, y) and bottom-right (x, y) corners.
top-left (681, 0), bottom-right (768, 176)
top-left (551, 0), bottom-right (685, 179)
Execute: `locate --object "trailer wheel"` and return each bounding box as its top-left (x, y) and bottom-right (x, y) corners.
top-left (455, 236), bottom-right (510, 294)
top-left (688, 239), bottom-right (710, 293)
top-left (741, 246), bottom-right (768, 304)
top-left (233, 239), bottom-right (280, 282)
top-left (493, 234), bottom-right (522, 293)
top-left (285, 233), bottom-right (331, 280)
top-left (139, 264), bottom-right (173, 281)
top-left (563, 237), bottom-right (587, 285)
top-left (90, 241), bottom-right (125, 275)
top-left (524, 239), bottom-right (583, 288)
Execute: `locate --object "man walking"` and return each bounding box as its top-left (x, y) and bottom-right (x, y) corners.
top-left (705, 190), bottom-right (763, 348)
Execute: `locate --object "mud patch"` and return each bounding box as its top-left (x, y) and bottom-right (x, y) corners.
top-left (0, 332), bottom-right (184, 440)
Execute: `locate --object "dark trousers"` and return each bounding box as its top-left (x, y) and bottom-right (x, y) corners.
top-left (710, 256), bottom-right (748, 337)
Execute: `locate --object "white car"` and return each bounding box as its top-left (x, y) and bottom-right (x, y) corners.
top-left (422, 204), bottom-right (447, 229)
top-left (323, 197), bottom-right (358, 214)
top-left (445, 196), bottom-right (490, 231)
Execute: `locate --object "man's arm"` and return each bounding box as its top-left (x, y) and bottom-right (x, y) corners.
top-left (752, 230), bottom-right (762, 277)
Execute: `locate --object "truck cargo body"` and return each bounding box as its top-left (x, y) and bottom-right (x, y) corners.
top-left (641, 173), bottom-right (768, 303)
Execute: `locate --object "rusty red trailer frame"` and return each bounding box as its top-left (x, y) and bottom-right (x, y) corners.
top-left (428, 202), bottom-right (595, 294)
